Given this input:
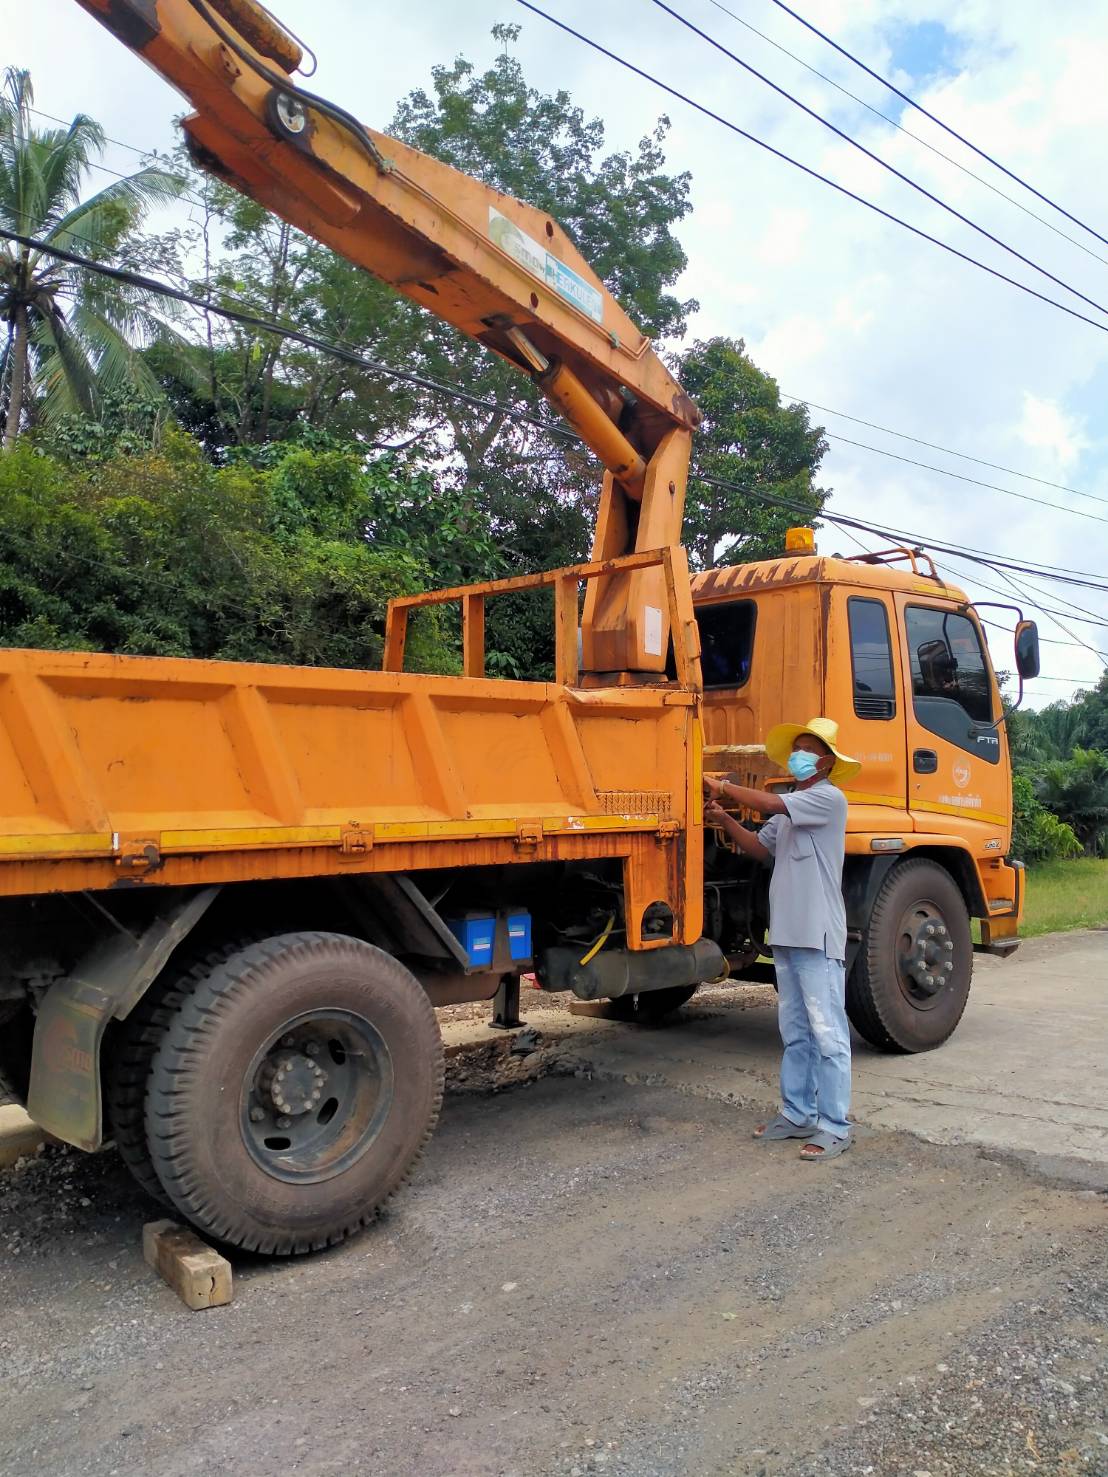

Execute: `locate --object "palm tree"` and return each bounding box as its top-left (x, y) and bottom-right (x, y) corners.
top-left (0, 67), bottom-right (183, 448)
top-left (1036, 747), bottom-right (1108, 855)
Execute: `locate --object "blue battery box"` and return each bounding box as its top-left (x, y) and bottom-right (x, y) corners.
top-left (507, 910), bottom-right (533, 962)
top-left (447, 913), bottom-right (496, 968)
top-left (446, 910), bottom-right (532, 967)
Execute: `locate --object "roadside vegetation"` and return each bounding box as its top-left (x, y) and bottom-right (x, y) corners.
top-left (0, 41), bottom-right (826, 682)
top-left (1021, 858), bottom-right (1108, 937)
top-left (0, 44), bottom-right (1104, 934)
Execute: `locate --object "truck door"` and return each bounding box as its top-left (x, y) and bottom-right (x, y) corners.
top-left (829, 589), bottom-right (912, 832)
top-left (893, 599), bottom-right (1009, 841)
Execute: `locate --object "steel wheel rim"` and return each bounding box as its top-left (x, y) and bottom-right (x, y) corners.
top-left (239, 1009), bottom-right (394, 1184)
top-left (893, 898), bottom-right (958, 1012)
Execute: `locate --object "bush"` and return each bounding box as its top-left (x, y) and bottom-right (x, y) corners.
top-left (0, 434), bottom-right (454, 673)
top-left (1011, 773), bottom-right (1082, 863)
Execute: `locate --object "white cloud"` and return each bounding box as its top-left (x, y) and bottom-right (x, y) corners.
top-left (1016, 394), bottom-right (1089, 470)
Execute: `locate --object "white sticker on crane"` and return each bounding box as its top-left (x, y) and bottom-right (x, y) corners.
top-left (488, 207), bottom-right (604, 324)
top-left (644, 605), bottom-right (664, 656)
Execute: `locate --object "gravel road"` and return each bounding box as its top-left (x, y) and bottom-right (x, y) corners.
top-left (1, 1045), bottom-right (1105, 1477)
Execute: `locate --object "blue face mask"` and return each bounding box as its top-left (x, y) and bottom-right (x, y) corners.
top-left (787, 750), bottom-right (821, 782)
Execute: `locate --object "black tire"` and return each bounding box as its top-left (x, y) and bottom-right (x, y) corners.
top-left (847, 859), bottom-right (972, 1053)
top-left (103, 940), bottom-right (253, 1209)
top-left (104, 975), bottom-right (191, 1209)
top-left (145, 932), bottom-right (444, 1255)
top-left (606, 984), bottom-right (698, 1022)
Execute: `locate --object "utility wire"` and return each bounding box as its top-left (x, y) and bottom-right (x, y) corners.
top-left (980, 620), bottom-right (1108, 659)
top-left (820, 432), bottom-right (1108, 525)
top-left (652, 0), bottom-right (1108, 323)
top-left (8, 225), bottom-right (1108, 602)
top-left (947, 553), bottom-right (1108, 668)
top-left (515, 1), bottom-right (1108, 341)
top-left (29, 107), bottom-right (1108, 516)
top-left (704, 0), bottom-right (1108, 270)
top-left (783, 392), bottom-right (1108, 508)
top-left (26, 105), bottom-right (1108, 516)
top-left (764, 0), bottom-right (1108, 251)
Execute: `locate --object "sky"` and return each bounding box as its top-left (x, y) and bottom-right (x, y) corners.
top-left (9, 0), bottom-right (1108, 707)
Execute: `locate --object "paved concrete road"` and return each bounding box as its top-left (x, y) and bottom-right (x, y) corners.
top-left (535, 929), bottom-right (1108, 1184)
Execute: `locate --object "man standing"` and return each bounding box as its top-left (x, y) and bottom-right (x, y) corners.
top-left (703, 717), bottom-right (860, 1162)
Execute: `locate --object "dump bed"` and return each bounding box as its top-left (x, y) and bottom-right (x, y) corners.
top-left (0, 553), bottom-right (705, 945)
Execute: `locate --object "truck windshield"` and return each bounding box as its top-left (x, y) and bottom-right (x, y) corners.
top-left (696, 601), bottom-right (756, 689)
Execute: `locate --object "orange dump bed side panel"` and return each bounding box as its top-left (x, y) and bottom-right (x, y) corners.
top-left (0, 650), bottom-right (702, 943)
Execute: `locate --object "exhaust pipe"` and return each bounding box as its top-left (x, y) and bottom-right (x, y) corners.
top-left (538, 938), bottom-right (725, 1002)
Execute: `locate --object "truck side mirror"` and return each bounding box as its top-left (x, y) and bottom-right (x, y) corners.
top-left (1014, 620), bottom-right (1040, 680)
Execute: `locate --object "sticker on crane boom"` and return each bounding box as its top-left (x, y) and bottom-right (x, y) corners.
top-left (489, 206), bottom-right (604, 324)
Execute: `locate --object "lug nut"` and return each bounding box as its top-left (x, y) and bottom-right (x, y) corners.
top-left (305, 1041), bottom-right (320, 1057)
top-left (944, 941), bottom-right (954, 952)
top-left (276, 1116), bottom-right (292, 1130)
top-left (925, 924), bottom-right (936, 936)
top-left (249, 1106), bottom-right (266, 1123)
top-left (943, 961), bottom-right (954, 973)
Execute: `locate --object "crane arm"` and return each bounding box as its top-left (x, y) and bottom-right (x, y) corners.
top-left (75, 0), bottom-right (700, 675)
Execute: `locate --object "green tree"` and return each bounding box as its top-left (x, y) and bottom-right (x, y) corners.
top-left (1035, 748), bottom-right (1108, 856)
top-left (0, 433), bottom-right (453, 672)
top-left (1010, 773), bottom-right (1082, 863)
top-left (0, 68), bottom-right (182, 447)
top-left (677, 337), bottom-right (829, 570)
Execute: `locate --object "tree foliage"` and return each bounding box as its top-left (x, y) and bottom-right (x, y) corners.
top-left (0, 35), bottom-right (838, 683)
top-left (1010, 773), bottom-right (1082, 863)
top-left (677, 337), bottom-right (829, 570)
top-left (0, 435), bottom-right (452, 672)
top-left (0, 68), bottom-right (183, 447)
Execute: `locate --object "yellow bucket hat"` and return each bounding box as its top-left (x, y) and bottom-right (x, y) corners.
top-left (764, 716), bottom-right (861, 787)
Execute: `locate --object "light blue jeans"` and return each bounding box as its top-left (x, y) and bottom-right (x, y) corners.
top-left (773, 945), bottom-right (852, 1139)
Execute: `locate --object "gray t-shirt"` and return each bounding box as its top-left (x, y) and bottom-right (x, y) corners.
top-left (759, 781), bottom-right (848, 961)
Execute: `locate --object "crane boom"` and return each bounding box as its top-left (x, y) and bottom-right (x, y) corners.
top-left (74, 0), bottom-right (701, 674)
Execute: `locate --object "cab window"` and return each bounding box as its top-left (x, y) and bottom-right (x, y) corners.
top-left (905, 606), bottom-right (998, 762)
top-left (696, 600), bottom-right (756, 689)
top-left (848, 597), bottom-right (896, 719)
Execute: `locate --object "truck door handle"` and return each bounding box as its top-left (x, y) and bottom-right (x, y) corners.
top-left (913, 748), bottom-right (938, 774)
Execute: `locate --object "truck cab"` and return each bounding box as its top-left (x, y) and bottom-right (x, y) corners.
top-left (694, 541), bottom-right (1024, 1052)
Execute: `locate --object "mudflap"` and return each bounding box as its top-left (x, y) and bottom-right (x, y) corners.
top-left (26, 886), bottom-right (218, 1150)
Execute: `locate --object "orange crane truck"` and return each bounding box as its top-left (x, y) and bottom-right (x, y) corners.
top-left (0, 0), bottom-right (1038, 1254)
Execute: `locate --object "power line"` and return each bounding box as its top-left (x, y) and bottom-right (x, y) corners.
top-left (704, 0), bottom-right (1108, 270)
top-left (764, 0), bottom-right (1108, 251)
top-left (28, 107), bottom-right (1108, 517)
top-left (821, 431), bottom-right (1108, 525)
top-left (514, 1), bottom-right (1108, 341)
top-left (980, 619), bottom-right (1108, 659)
top-left (924, 555), bottom-right (1108, 632)
top-left (9, 225), bottom-right (1108, 604)
top-left (984, 562), bottom-right (1108, 668)
top-left (783, 391), bottom-right (1108, 508)
top-left (0, 226), bottom-right (573, 438)
top-left (652, 0), bottom-right (1108, 323)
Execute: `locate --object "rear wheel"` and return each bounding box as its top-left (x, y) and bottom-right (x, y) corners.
top-left (847, 859), bottom-right (972, 1053)
top-left (144, 932), bottom-right (443, 1255)
top-left (606, 984), bottom-right (698, 1023)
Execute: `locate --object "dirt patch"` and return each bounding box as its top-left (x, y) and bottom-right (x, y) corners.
top-left (1, 1068), bottom-right (1105, 1477)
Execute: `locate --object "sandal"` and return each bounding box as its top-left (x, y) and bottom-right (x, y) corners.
top-left (753, 1113), bottom-right (818, 1142)
top-left (799, 1130), bottom-right (853, 1161)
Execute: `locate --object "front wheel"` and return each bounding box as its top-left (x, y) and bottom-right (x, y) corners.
top-left (847, 860), bottom-right (972, 1053)
top-left (144, 933), bottom-right (443, 1255)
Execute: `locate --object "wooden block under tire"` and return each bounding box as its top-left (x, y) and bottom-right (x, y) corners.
top-left (0, 1104), bottom-right (53, 1169)
top-left (143, 1219), bottom-right (233, 1310)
